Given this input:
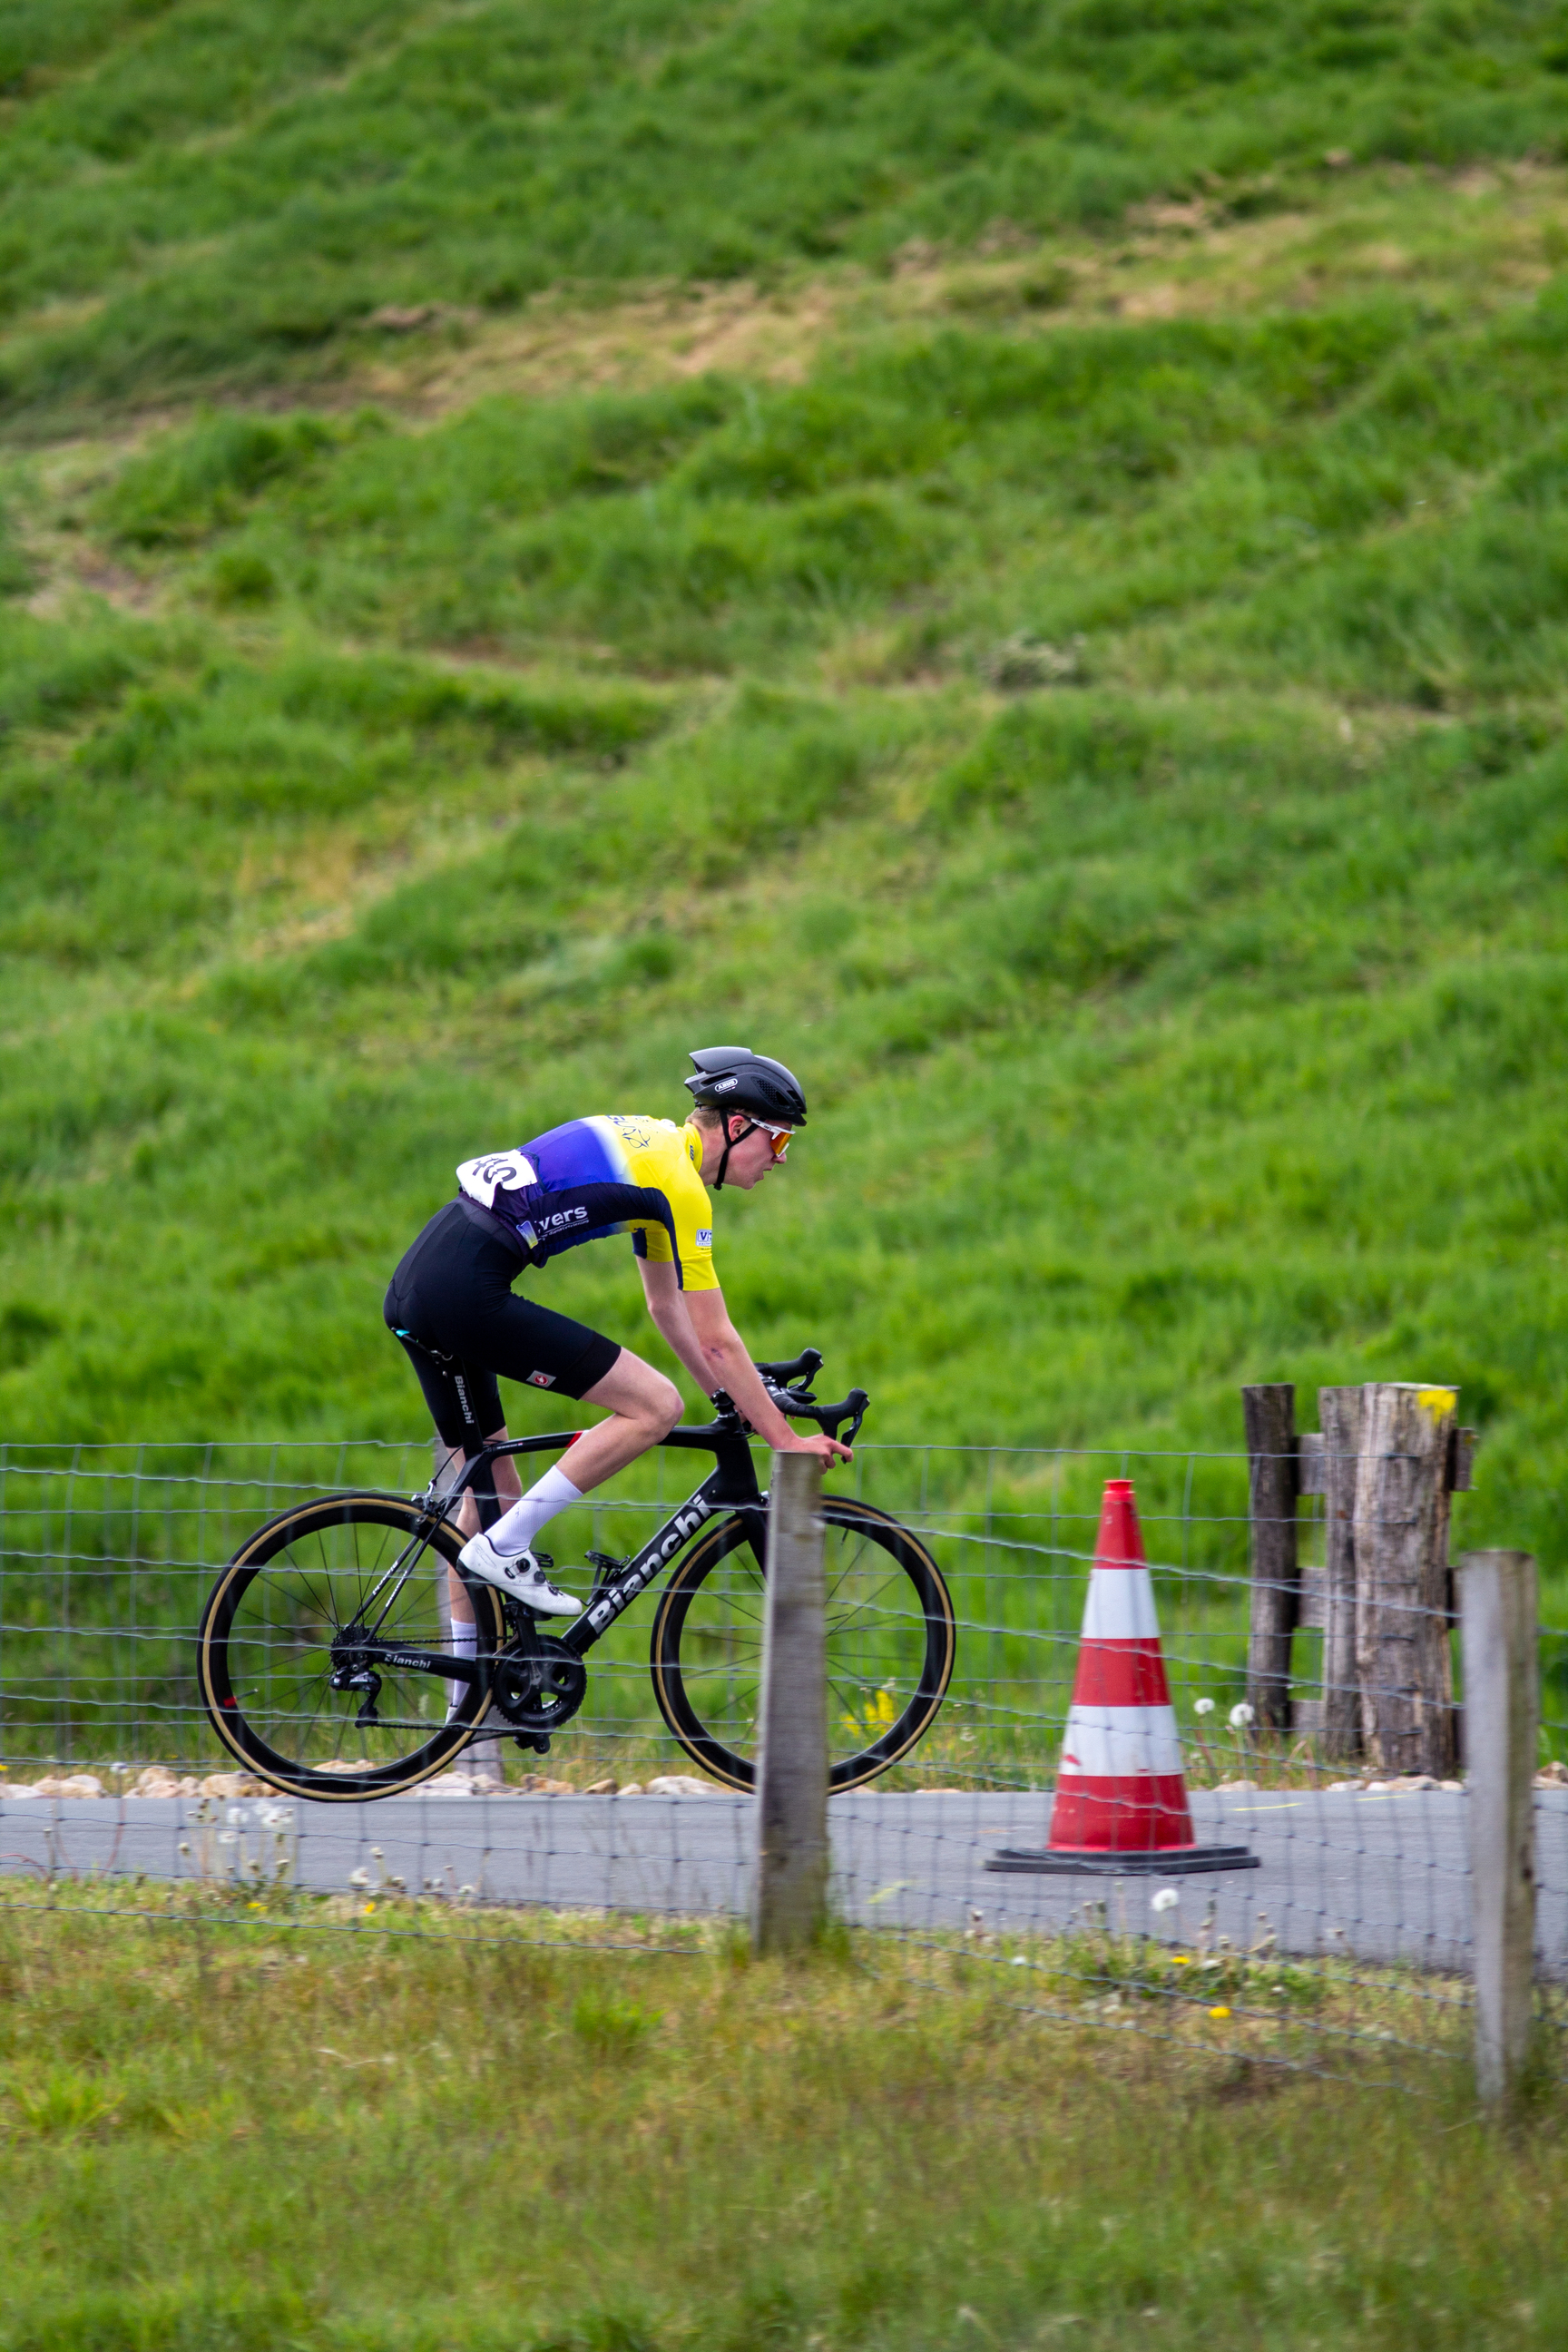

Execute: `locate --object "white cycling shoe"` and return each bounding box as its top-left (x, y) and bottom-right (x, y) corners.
top-left (457, 1532), bottom-right (580, 1615)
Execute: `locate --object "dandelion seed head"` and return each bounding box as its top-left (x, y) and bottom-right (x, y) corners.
top-left (1229, 1702), bottom-right (1255, 1730)
top-left (348, 1867), bottom-right (371, 1887)
top-left (1150, 1887), bottom-right (1180, 1915)
top-left (217, 1830), bottom-right (239, 1847)
top-left (1193, 1699), bottom-right (1216, 1718)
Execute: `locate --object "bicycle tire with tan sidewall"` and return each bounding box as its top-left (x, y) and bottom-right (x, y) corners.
top-left (198, 1492), bottom-right (505, 1801)
top-left (650, 1495), bottom-right (956, 1792)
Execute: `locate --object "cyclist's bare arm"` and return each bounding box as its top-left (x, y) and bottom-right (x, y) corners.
top-left (638, 1261), bottom-right (851, 1465)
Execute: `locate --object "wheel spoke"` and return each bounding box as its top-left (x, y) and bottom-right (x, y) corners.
top-left (204, 1500), bottom-right (475, 1788)
top-left (824, 1528), bottom-right (878, 1607)
top-left (660, 1506), bottom-right (953, 1788)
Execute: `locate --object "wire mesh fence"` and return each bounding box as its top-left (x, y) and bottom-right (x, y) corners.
top-left (2, 1435), bottom-right (1563, 2089)
top-left (0, 1433), bottom-right (1367, 1779)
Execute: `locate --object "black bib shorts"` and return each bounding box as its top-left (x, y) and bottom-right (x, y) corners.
top-left (384, 1198), bottom-right (622, 1449)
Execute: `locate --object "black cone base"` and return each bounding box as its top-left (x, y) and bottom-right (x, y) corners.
top-left (985, 1844), bottom-right (1260, 1877)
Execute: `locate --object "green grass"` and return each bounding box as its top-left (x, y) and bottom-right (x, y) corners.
top-left (8, 23), bottom-right (1568, 2330)
top-left (6, 0), bottom-right (1568, 428)
top-left (4, 1882), bottom-right (1567, 2352)
top-left (3, 17), bottom-right (1568, 1615)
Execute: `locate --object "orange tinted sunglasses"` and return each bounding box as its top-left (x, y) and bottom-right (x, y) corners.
top-left (760, 1123), bottom-right (794, 1161)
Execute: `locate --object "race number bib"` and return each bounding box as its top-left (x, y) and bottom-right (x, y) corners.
top-left (456, 1151), bottom-right (537, 1209)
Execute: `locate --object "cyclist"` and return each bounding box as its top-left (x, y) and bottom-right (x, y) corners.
top-left (384, 1048), bottom-right (851, 1665)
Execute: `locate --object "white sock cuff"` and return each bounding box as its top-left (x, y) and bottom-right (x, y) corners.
top-left (529, 1463), bottom-right (584, 1512)
top-left (490, 1460), bottom-right (586, 1554)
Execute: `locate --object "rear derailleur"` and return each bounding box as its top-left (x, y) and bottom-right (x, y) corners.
top-left (328, 1640), bottom-right (383, 1728)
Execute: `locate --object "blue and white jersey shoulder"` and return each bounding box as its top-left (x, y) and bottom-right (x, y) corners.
top-left (455, 1115), bottom-right (712, 1285)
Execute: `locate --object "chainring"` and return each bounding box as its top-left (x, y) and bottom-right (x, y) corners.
top-left (490, 1634), bottom-right (588, 1736)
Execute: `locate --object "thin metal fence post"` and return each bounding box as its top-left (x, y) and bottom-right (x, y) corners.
top-left (751, 1451), bottom-right (828, 1956)
top-left (1459, 1548), bottom-right (1537, 2115)
top-left (62, 1443), bottom-right (82, 1765)
top-left (985, 1451), bottom-right (1002, 1701)
top-left (128, 1443), bottom-right (144, 1768)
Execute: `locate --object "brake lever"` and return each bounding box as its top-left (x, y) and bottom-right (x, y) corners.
top-left (824, 1388), bottom-right (869, 1447)
top-left (760, 1379), bottom-right (867, 1447)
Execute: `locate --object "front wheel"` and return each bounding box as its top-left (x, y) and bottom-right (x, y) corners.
top-left (650, 1497), bottom-right (956, 1792)
top-left (198, 1493), bottom-right (505, 1800)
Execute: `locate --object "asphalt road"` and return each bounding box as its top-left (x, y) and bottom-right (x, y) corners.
top-left (5, 1784), bottom-right (1568, 1970)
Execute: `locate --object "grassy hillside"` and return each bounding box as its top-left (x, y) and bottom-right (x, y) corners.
top-left (4, 0), bottom-right (1568, 428)
top-left (1, 7), bottom-right (1566, 1581)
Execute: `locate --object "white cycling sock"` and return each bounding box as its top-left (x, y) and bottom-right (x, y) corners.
top-left (489, 1462), bottom-right (584, 1557)
top-left (446, 1615), bottom-right (478, 1714)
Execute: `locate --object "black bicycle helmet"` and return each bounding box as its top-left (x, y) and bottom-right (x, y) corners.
top-left (684, 1047), bottom-right (808, 1188)
top-left (684, 1046), bottom-right (808, 1127)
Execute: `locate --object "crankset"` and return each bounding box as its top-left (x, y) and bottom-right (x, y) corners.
top-left (490, 1632), bottom-right (587, 1739)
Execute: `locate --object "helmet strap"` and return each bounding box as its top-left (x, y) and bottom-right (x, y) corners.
top-left (713, 1117), bottom-right (758, 1192)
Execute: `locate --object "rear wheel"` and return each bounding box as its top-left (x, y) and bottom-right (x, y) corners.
top-left (197, 1494), bottom-right (505, 1800)
top-left (651, 1497), bottom-right (956, 1792)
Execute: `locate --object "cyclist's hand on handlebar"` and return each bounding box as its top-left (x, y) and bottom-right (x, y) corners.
top-left (777, 1429), bottom-right (853, 1466)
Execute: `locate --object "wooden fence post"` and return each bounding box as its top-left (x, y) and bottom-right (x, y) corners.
top-left (1459, 1550), bottom-right (1537, 2113)
top-left (1318, 1386), bottom-right (1364, 1761)
top-left (1243, 1383), bottom-right (1298, 1732)
top-left (752, 1451), bottom-right (828, 1957)
top-left (1355, 1383), bottom-right (1458, 1776)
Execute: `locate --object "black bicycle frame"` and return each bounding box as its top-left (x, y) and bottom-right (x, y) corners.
top-left (341, 1414), bottom-right (767, 1690)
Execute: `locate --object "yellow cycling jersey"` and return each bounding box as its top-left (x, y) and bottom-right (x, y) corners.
top-left (456, 1113), bottom-right (719, 1292)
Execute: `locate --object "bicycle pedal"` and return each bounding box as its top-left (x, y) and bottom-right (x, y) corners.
top-left (514, 1734), bottom-right (551, 1755)
top-left (584, 1550), bottom-right (626, 1607)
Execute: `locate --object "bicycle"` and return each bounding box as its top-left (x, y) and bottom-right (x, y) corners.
top-left (197, 1349), bottom-right (956, 1802)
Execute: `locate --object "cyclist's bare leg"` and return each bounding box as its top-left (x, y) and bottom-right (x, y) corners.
top-left (442, 1354), bottom-right (675, 1596)
top-left (436, 1428), bottom-right (524, 1546)
top-left (441, 1362), bottom-right (678, 1681)
top-left (567, 1352), bottom-right (683, 1492)
top-left (473, 1351), bottom-right (680, 1569)
top-left (434, 1432), bottom-right (523, 1672)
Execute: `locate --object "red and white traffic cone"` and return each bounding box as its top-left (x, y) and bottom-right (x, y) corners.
top-left (988, 1478), bottom-right (1258, 1877)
